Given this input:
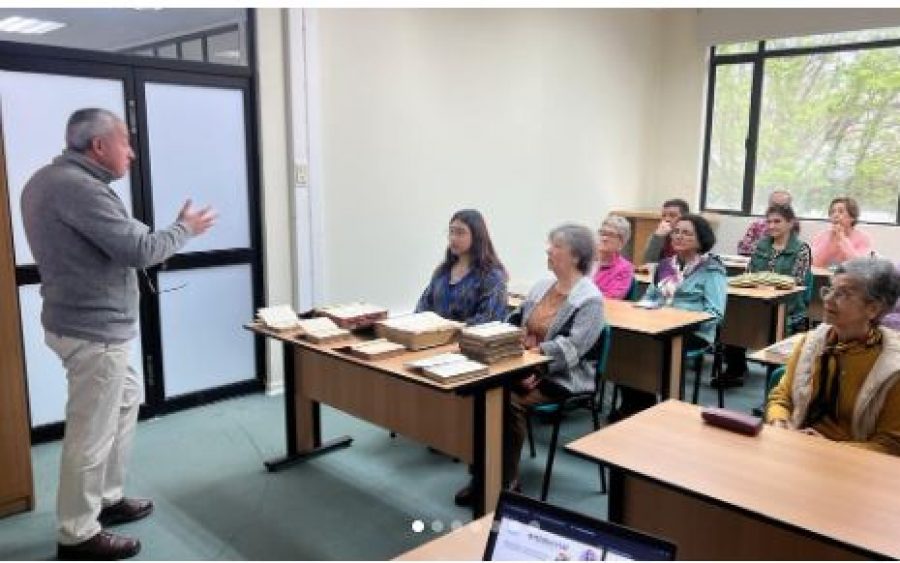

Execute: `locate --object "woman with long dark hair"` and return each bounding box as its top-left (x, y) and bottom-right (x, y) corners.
top-left (415, 209), bottom-right (508, 325)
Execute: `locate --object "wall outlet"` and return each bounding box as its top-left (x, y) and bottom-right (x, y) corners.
top-left (294, 162), bottom-right (309, 186)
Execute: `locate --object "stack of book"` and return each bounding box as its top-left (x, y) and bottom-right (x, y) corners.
top-left (406, 352), bottom-right (489, 384)
top-left (347, 338), bottom-right (406, 360)
top-left (317, 302), bottom-right (390, 330)
top-left (375, 312), bottom-right (463, 350)
top-left (295, 317), bottom-right (351, 344)
top-left (459, 322), bottom-right (524, 364)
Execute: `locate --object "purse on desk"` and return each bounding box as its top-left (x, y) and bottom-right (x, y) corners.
top-left (701, 407), bottom-right (763, 436)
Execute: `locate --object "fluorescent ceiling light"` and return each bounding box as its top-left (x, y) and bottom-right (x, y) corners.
top-left (215, 49), bottom-right (240, 59)
top-left (0, 16), bottom-right (66, 35)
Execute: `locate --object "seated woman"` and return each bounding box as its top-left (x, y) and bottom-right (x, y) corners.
top-left (721, 204), bottom-right (812, 386)
top-left (592, 214), bottom-right (635, 300)
top-left (642, 198), bottom-right (689, 264)
top-left (454, 224), bottom-right (604, 505)
top-left (766, 257), bottom-right (900, 456)
top-left (415, 209), bottom-right (507, 325)
top-left (811, 197), bottom-right (873, 268)
top-left (612, 214), bottom-right (727, 420)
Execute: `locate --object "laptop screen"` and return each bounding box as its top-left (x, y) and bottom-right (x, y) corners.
top-left (484, 492), bottom-right (675, 561)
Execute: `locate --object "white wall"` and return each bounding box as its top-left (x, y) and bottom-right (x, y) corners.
top-left (307, 8), bottom-right (673, 310)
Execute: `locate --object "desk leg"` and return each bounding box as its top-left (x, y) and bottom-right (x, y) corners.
top-left (773, 303), bottom-right (787, 342)
top-left (472, 387), bottom-right (504, 518)
top-left (665, 336), bottom-right (683, 400)
top-left (264, 343), bottom-right (353, 472)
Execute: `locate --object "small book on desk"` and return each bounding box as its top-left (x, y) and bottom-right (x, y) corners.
top-left (406, 352), bottom-right (488, 383)
top-left (346, 338), bottom-right (406, 360)
top-left (256, 304), bottom-right (302, 332)
top-left (421, 358), bottom-right (489, 384)
top-left (295, 317), bottom-right (351, 344)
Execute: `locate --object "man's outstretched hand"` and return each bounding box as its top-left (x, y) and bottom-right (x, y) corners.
top-left (177, 199), bottom-right (217, 236)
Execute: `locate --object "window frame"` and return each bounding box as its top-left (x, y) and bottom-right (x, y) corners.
top-left (700, 35), bottom-right (900, 226)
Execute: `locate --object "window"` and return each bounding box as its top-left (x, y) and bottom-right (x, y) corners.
top-left (701, 28), bottom-right (900, 224)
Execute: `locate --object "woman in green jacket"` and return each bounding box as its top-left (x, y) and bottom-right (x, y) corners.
top-left (721, 204), bottom-right (812, 385)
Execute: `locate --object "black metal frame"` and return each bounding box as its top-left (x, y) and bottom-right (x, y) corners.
top-left (700, 36), bottom-right (900, 225)
top-left (2, 9), bottom-right (267, 443)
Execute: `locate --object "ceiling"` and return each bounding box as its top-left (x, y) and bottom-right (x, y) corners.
top-left (0, 8), bottom-right (246, 52)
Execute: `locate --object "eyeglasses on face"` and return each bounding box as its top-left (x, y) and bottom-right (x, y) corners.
top-left (671, 229), bottom-right (696, 238)
top-left (819, 285), bottom-right (858, 302)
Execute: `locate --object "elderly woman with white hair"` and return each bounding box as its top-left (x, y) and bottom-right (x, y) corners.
top-left (766, 257), bottom-right (900, 456)
top-left (592, 214), bottom-right (635, 300)
top-left (454, 223), bottom-right (604, 505)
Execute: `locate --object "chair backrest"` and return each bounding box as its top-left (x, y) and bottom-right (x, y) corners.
top-left (626, 276), bottom-right (640, 301)
top-left (803, 266), bottom-right (815, 306)
top-left (766, 365), bottom-right (787, 397)
top-left (593, 325), bottom-right (613, 376)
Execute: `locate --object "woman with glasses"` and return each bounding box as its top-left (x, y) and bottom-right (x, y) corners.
top-left (592, 214), bottom-right (635, 300)
top-left (721, 204), bottom-right (812, 387)
top-left (811, 197), bottom-right (873, 268)
top-left (766, 257), bottom-right (900, 456)
top-left (415, 209), bottom-right (508, 325)
top-left (610, 214), bottom-right (728, 421)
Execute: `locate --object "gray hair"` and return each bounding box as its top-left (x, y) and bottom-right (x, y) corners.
top-left (65, 108), bottom-right (121, 152)
top-left (549, 223), bottom-right (596, 275)
top-left (835, 257), bottom-right (900, 323)
top-left (769, 189), bottom-right (793, 205)
top-left (601, 214), bottom-right (631, 245)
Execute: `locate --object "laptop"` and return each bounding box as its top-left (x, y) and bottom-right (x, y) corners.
top-left (483, 491), bottom-right (676, 561)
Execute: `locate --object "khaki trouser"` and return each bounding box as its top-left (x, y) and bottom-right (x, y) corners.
top-left (45, 332), bottom-right (142, 545)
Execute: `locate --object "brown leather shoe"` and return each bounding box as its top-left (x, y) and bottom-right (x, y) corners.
top-left (99, 498), bottom-right (154, 527)
top-left (57, 530), bottom-right (140, 560)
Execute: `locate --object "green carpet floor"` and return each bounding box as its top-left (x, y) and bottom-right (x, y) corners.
top-left (0, 363), bottom-right (763, 560)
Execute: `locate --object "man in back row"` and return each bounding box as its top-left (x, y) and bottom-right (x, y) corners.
top-left (21, 108), bottom-right (217, 560)
top-left (642, 198), bottom-right (690, 264)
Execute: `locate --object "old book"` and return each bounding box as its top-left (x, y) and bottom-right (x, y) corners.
top-left (348, 338), bottom-right (406, 360)
top-left (421, 358), bottom-right (489, 384)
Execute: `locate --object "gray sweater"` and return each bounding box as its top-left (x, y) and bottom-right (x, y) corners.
top-left (21, 150), bottom-right (193, 344)
top-left (510, 276), bottom-right (605, 394)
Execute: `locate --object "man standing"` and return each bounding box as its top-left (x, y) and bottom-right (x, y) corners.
top-left (21, 108), bottom-right (216, 560)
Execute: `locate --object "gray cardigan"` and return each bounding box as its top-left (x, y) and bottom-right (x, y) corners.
top-left (510, 275), bottom-right (605, 394)
top-left (21, 150), bottom-right (193, 344)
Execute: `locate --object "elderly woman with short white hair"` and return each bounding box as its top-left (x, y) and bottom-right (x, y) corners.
top-left (454, 223), bottom-right (604, 505)
top-left (767, 257), bottom-right (900, 456)
top-left (592, 214), bottom-right (635, 300)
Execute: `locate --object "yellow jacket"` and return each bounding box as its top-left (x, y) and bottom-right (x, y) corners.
top-left (766, 323), bottom-right (900, 456)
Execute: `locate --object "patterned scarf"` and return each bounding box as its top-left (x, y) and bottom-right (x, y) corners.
top-left (801, 327), bottom-right (883, 428)
top-left (656, 253), bottom-right (706, 306)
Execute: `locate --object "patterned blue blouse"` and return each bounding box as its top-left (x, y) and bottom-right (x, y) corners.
top-left (414, 266), bottom-right (508, 325)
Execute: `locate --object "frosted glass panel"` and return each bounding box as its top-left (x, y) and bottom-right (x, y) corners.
top-left (145, 83), bottom-right (250, 252)
top-left (158, 265), bottom-right (256, 398)
top-left (0, 71), bottom-right (132, 265)
top-left (19, 284), bottom-right (144, 427)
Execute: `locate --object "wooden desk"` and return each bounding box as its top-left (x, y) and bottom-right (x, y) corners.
top-left (603, 299), bottom-right (713, 399)
top-left (395, 515), bottom-right (492, 560)
top-left (634, 272), bottom-right (805, 350)
top-left (747, 333), bottom-right (804, 369)
top-left (567, 400), bottom-right (900, 560)
top-left (247, 324), bottom-right (547, 517)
